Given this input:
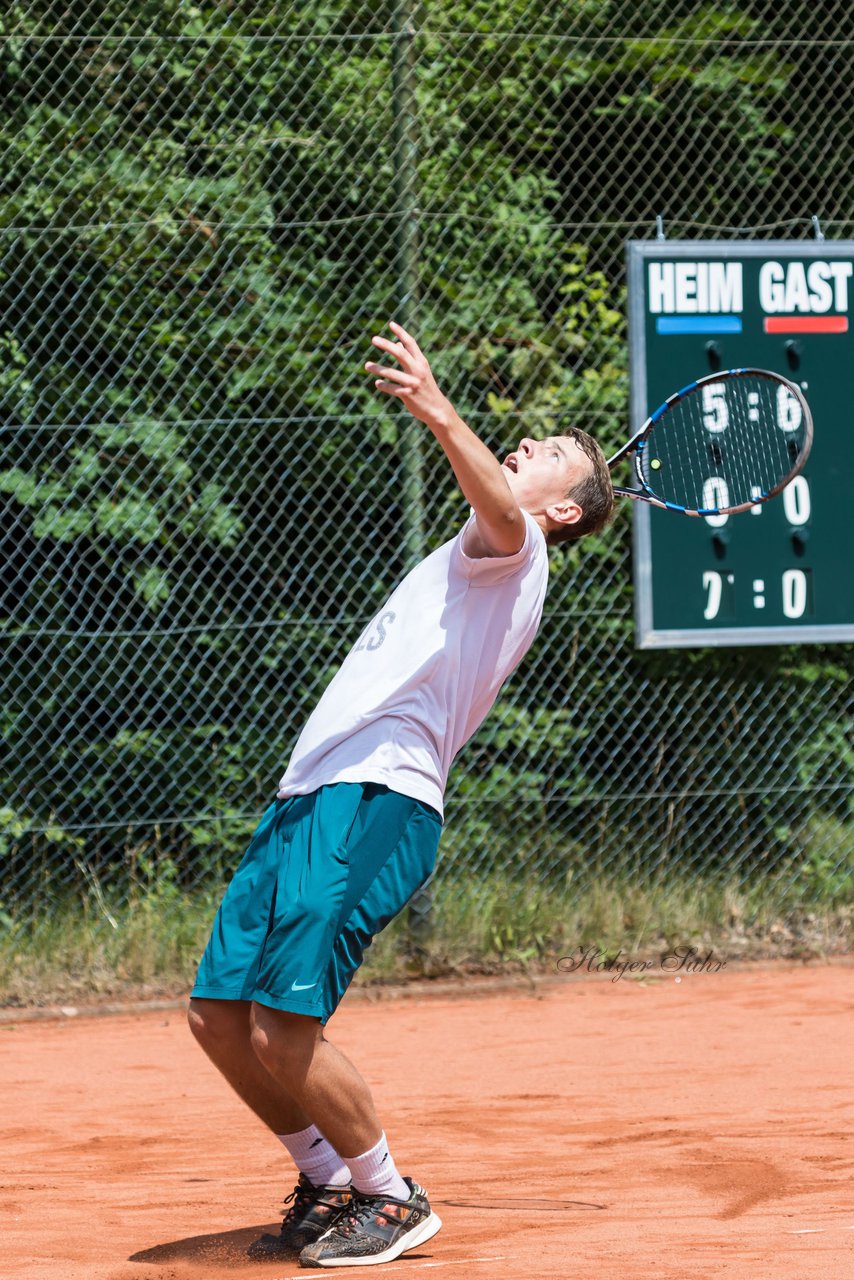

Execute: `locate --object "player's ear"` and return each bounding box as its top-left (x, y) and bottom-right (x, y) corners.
top-left (546, 498), bottom-right (583, 530)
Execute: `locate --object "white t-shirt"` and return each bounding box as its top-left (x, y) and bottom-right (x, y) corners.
top-left (276, 509), bottom-right (550, 819)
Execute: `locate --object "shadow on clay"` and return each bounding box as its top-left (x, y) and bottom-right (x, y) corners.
top-left (129, 1224), bottom-right (436, 1268)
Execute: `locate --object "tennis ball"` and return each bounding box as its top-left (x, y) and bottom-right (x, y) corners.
top-left (650, 459), bottom-right (662, 470)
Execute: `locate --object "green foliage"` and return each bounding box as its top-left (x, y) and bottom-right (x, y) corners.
top-left (0, 805), bottom-right (84, 862)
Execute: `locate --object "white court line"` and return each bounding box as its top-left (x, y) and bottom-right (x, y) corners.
top-left (273, 1257), bottom-right (507, 1279)
top-left (785, 1226), bottom-right (854, 1235)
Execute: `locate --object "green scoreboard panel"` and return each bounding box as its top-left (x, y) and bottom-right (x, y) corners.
top-left (628, 239), bottom-right (854, 648)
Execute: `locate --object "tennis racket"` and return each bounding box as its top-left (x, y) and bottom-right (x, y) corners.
top-left (608, 368), bottom-right (813, 515)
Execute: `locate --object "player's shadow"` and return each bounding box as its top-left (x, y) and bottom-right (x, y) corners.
top-left (129, 1224), bottom-right (435, 1269)
top-left (129, 1203), bottom-right (601, 1270)
top-left (130, 1225), bottom-right (275, 1268)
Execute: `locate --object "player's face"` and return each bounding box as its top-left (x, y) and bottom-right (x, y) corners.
top-left (500, 435), bottom-right (588, 512)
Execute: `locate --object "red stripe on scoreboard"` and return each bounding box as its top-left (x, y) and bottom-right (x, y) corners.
top-left (763, 315), bottom-right (849, 334)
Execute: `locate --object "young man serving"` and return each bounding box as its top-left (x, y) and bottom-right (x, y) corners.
top-left (188, 323), bottom-right (614, 1268)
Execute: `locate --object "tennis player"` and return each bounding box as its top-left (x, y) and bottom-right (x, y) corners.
top-left (187, 322), bottom-right (614, 1268)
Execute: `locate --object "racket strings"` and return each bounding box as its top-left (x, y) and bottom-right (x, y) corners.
top-left (640, 374), bottom-right (806, 512)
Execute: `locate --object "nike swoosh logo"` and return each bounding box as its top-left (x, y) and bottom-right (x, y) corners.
top-left (291, 981), bottom-right (318, 991)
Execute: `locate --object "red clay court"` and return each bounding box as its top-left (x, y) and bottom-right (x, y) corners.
top-left (3, 961), bottom-right (852, 1280)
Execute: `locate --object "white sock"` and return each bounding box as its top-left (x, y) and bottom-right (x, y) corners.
top-left (345, 1131), bottom-right (410, 1201)
top-left (277, 1124), bottom-right (351, 1188)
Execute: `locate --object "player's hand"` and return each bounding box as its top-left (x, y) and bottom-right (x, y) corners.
top-left (365, 322), bottom-right (454, 430)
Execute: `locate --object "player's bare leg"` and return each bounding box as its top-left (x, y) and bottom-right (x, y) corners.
top-left (248, 1002), bottom-right (382, 1157)
top-left (189, 998), bottom-right (362, 1260)
top-left (189, 996), bottom-right (429, 1263)
top-left (190, 998), bottom-right (386, 1158)
top-left (248, 1002), bottom-right (440, 1268)
top-left (187, 996), bottom-right (311, 1134)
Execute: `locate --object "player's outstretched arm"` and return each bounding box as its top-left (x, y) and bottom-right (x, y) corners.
top-left (365, 322), bottom-right (525, 556)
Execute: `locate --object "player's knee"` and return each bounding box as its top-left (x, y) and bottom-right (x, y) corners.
top-left (249, 1003), bottom-right (319, 1078)
top-left (187, 996), bottom-right (248, 1047)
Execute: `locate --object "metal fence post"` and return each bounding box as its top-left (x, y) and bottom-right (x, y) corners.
top-left (393, 0), bottom-right (433, 955)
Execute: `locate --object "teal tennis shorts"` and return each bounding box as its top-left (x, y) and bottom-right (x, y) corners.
top-left (191, 782), bottom-right (442, 1023)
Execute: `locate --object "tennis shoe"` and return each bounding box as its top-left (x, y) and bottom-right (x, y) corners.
top-left (299, 1176), bottom-right (441, 1268)
top-left (247, 1173), bottom-right (354, 1259)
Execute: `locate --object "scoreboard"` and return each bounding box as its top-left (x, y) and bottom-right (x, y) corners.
top-left (627, 239), bottom-right (854, 648)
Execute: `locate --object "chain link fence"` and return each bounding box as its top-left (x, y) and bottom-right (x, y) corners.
top-left (1, 2), bottom-right (853, 969)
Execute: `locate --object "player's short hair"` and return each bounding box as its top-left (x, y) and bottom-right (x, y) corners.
top-left (546, 428), bottom-right (615, 545)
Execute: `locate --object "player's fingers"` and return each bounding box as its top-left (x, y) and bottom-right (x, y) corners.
top-left (374, 379), bottom-right (408, 396)
top-left (364, 362), bottom-right (418, 386)
top-left (371, 335), bottom-right (407, 360)
top-left (388, 321), bottom-right (421, 356)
